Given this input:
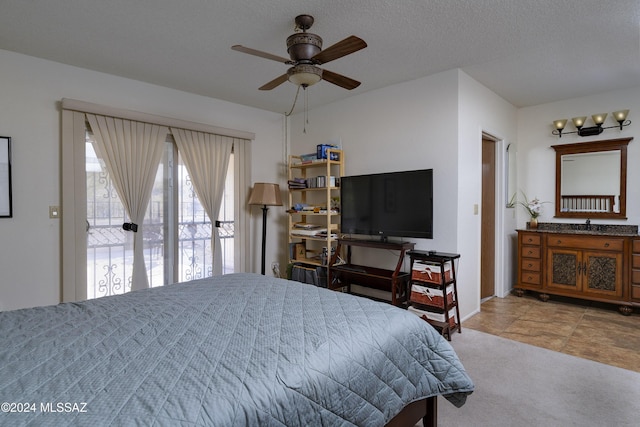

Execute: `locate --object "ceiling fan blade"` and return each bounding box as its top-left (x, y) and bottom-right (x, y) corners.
top-left (231, 45), bottom-right (291, 64)
top-left (259, 74), bottom-right (289, 90)
top-left (311, 35), bottom-right (367, 64)
top-left (321, 69), bottom-right (361, 90)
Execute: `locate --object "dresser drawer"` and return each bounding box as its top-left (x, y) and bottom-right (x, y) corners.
top-left (632, 285), bottom-right (640, 300)
top-left (520, 233), bottom-right (541, 246)
top-left (546, 235), bottom-right (624, 251)
top-left (633, 239), bottom-right (640, 253)
top-left (521, 259), bottom-right (540, 272)
top-left (521, 246), bottom-right (541, 259)
top-left (633, 255), bottom-right (640, 269)
top-left (632, 269), bottom-right (640, 284)
top-left (520, 271), bottom-right (541, 285)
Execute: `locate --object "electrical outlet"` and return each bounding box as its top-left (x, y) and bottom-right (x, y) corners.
top-left (49, 206), bottom-right (61, 219)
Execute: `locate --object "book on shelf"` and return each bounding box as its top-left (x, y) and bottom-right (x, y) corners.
top-left (293, 222), bottom-right (322, 229)
top-left (288, 178), bottom-right (307, 189)
top-left (294, 243), bottom-right (306, 260)
top-left (306, 175), bottom-right (338, 188)
top-left (314, 231), bottom-right (338, 239)
top-left (290, 228), bottom-right (328, 237)
top-left (291, 153), bottom-right (325, 165)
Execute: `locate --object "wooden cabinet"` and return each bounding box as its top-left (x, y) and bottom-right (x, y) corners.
top-left (631, 239), bottom-right (640, 302)
top-left (545, 234), bottom-right (624, 298)
top-left (287, 149), bottom-right (344, 267)
top-left (516, 230), bottom-right (633, 313)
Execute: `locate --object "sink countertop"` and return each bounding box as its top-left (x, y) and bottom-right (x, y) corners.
top-left (518, 222), bottom-right (638, 237)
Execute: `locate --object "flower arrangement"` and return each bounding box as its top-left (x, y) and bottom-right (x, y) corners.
top-left (518, 192), bottom-right (546, 219)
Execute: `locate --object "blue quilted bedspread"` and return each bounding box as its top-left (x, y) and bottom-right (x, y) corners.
top-left (0, 273), bottom-right (473, 426)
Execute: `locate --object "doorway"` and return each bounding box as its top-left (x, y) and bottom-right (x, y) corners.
top-left (481, 135), bottom-right (497, 299)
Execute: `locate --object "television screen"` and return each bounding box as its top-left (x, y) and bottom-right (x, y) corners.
top-left (340, 169), bottom-right (433, 240)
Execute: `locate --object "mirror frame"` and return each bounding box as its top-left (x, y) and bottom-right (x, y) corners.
top-left (552, 137), bottom-right (632, 219)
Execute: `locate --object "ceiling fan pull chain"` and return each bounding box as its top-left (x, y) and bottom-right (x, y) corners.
top-left (304, 87), bottom-right (309, 133)
top-left (284, 85), bottom-right (301, 117)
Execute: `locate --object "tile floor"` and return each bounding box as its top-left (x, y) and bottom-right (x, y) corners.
top-left (462, 292), bottom-right (640, 373)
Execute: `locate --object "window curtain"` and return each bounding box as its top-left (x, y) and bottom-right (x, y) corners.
top-left (86, 113), bottom-right (169, 291)
top-left (233, 138), bottom-right (252, 273)
top-left (172, 128), bottom-right (233, 275)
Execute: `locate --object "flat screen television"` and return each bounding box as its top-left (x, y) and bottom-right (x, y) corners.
top-left (340, 169), bottom-right (433, 240)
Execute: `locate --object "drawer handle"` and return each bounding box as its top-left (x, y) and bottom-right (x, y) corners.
top-left (527, 238), bottom-right (533, 242)
top-left (528, 251), bottom-right (533, 255)
top-left (528, 263), bottom-right (533, 268)
top-left (556, 240), bottom-right (562, 244)
top-left (604, 243), bottom-right (610, 248)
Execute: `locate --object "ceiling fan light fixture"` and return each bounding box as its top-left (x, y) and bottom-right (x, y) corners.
top-left (287, 64), bottom-right (322, 87)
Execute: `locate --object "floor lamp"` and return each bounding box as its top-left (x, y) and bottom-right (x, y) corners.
top-left (248, 183), bottom-right (283, 275)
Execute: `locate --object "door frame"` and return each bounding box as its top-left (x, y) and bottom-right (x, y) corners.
top-left (480, 131), bottom-right (511, 300)
top-left (481, 136), bottom-right (496, 299)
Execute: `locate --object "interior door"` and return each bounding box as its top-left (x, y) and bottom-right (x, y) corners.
top-left (481, 138), bottom-right (496, 299)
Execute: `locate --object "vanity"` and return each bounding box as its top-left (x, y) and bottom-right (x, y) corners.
top-left (516, 225), bottom-right (638, 314)
top-left (515, 137), bottom-right (639, 314)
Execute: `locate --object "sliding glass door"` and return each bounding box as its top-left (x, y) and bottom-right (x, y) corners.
top-left (86, 131), bottom-right (234, 298)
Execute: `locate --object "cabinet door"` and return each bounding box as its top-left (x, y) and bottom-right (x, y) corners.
top-left (583, 250), bottom-right (624, 298)
top-left (547, 248), bottom-right (582, 292)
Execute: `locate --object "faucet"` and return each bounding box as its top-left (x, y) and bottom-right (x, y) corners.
top-left (586, 219), bottom-right (591, 230)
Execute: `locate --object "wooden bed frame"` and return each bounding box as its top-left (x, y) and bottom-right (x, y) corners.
top-left (386, 396), bottom-right (437, 427)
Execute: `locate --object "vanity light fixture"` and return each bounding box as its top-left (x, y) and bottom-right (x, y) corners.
top-left (552, 110), bottom-right (630, 138)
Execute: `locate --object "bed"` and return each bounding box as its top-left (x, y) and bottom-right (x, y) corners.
top-left (0, 273), bottom-right (473, 426)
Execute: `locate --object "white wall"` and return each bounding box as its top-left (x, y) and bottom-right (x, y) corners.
top-left (517, 86), bottom-right (640, 228)
top-left (0, 49), bottom-right (284, 311)
top-left (289, 69), bottom-right (518, 320)
top-left (8, 43), bottom-right (635, 317)
top-left (457, 71), bottom-right (518, 311)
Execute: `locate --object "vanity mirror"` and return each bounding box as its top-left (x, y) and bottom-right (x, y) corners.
top-left (552, 137), bottom-right (632, 219)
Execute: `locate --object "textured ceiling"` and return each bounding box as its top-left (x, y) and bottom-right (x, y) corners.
top-left (0, 0), bottom-right (639, 113)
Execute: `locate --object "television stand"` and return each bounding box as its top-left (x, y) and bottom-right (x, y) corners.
top-left (328, 238), bottom-right (415, 306)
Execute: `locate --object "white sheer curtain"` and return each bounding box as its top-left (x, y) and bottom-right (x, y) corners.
top-left (86, 113), bottom-right (169, 291)
top-left (233, 138), bottom-right (252, 273)
top-left (172, 128), bottom-right (233, 275)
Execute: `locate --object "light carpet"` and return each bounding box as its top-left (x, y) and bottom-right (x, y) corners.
top-left (429, 329), bottom-right (640, 427)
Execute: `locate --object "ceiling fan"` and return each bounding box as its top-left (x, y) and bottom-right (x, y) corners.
top-left (232, 14), bottom-right (367, 91)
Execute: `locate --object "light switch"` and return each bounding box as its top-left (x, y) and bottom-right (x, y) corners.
top-left (49, 206), bottom-right (60, 219)
top-left (473, 204), bottom-right (479, 215)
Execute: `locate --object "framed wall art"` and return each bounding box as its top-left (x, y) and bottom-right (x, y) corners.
top-left (0, 136), bottom-right (12, 217)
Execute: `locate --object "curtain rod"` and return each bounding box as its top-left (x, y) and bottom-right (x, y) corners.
top-left (61, 98), bottom-right (255, 141)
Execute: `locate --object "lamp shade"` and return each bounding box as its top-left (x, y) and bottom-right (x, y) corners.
top-left (613, 109), bottom-right (629, 122)
top-left (553, 119), bottom-right (567, 130)
top-left (591, 113), bottom-right (607, 125)
top-left (248, 183), bottom-right (283, 206)
top-left (571, 116), bottom-right (587, 129)
top-left (287, 64), bottom-right (323, 87)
